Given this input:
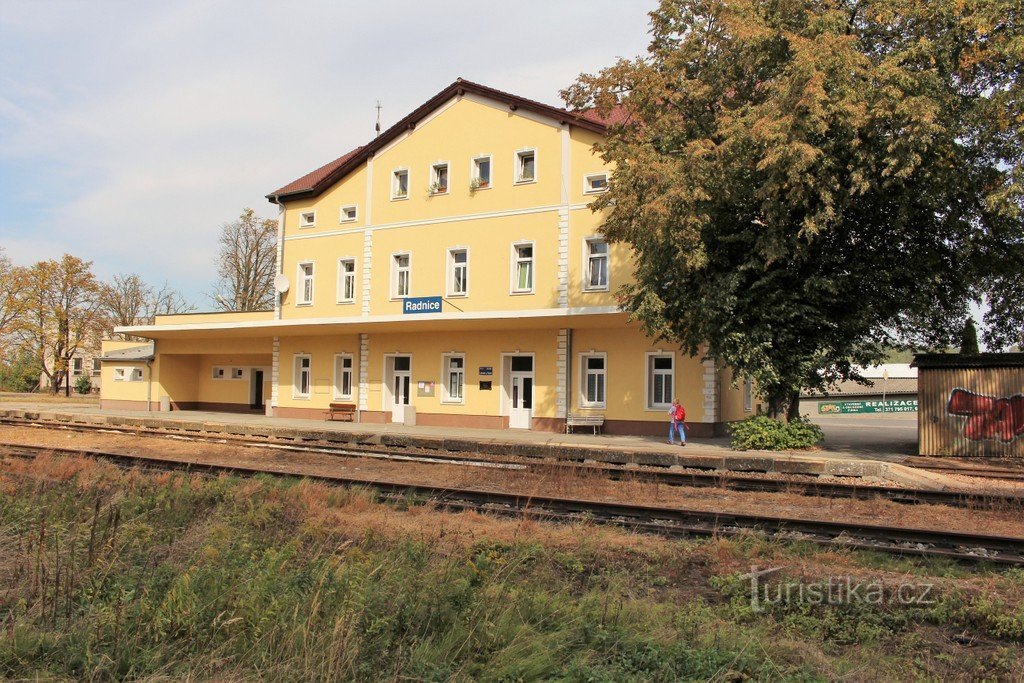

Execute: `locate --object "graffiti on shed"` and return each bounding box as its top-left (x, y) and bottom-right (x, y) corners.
top-left (947, 388), bottom-right (1024, 443)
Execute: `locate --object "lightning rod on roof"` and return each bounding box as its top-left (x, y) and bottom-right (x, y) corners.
top-left (375, 100), bottom-right (382, 136)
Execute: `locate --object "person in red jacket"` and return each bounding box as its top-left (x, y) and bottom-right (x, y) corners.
top-left (668, 398), bottom-right (686, 446)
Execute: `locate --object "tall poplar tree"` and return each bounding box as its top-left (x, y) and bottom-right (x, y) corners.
top-left (564, 0), bottom-right (1023, 418)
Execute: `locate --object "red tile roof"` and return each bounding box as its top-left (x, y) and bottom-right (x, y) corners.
top-left (576, 104), bottom-right (632, 127)
top-left (268, 78), bottom-right (616, 202)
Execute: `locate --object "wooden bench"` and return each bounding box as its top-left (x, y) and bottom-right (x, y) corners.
top-left (325, 402), bottom-right (357, 422)
top-left (566, 413), bottom-right (605, 434)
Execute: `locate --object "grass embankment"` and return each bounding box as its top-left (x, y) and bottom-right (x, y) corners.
top-left (2, 454), bottom-right (1023, 680)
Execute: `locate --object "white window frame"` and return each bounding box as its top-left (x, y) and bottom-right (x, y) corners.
top-left (337, 257), bottom-right (357, 304)
top-left (645, 352), bottom-right (675, 411)
top-left (297, 261), bottom-right (315, 306)
top-left (446, 247), bottom-right (469, 297)
top-left (579, 352), bottom-right (607, 409)
top-left (510, 241), bottom-right (535, 295)
top-left (72, 357), bottom-right (83, 376)
top-left (429, 161), bottom-right (450, 195)
top-left (211, 366), bottom-right (226, 380)
top-left (231, 367), bottom-right (244, 380)
top-left (339, 205), bottom-right (357, 223)
top-left (91, 358), bottom-right (102, 376)
top-left (131, 368), bottom-right (143, 382)
top-left (583, 172), bottom-right (609, 194)
top-left (293, 354), bottom-right (312, 400)
top-left (583, 237), bottom-right (610, 292)
top-left (471, 154), bottom-right (492, 189)
top-left (299, 211), bottom-right (316, 228)
top-left (391, 252), bottom-right (411, 299)
top-left (744, 378), bottom-right (754, 412)
top-left (391, 168), bottom-right (409, 200)
top-left (333, 353), bottom-right (355, 400)
top-left (514, 148), bottom-right (537, 184)
top-left (441, 353), bottom-right (466, 405)
top-left (113, 367), bottom-right (127, 382)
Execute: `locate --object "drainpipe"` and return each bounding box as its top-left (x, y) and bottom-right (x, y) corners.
top-left (146, 359), bottom-right (153, 412)
top-left (272, 194), bottom-right (285, 322)
top-left (565, 328), bottom-right (573, 421)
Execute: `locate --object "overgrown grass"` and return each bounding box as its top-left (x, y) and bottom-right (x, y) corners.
top-left (1, 455), bottom-right (1022, 680)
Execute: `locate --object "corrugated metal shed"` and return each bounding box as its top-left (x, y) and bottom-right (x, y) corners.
top-left (913, 354), bottom-right (1024, 457)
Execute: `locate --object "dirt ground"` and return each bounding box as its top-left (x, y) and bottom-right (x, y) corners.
top-left (2, 424), bottom-right (1024, 538)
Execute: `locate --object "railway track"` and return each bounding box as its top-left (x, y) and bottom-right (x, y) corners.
top-left (1, 417), bottom-right (1022, 509)
top-left (3, 441), bottom-right (1024, 566)
top-left (913, 465), bottom-right (1024, 483)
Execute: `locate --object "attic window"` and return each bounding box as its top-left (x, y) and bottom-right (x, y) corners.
top-left (300, 211), bottom-right (316, 228)
top-left (392, 169), bottom-right (409, 199)
top-left (515, 149), bottom-right (536, 183)
top-left (584, 173), bottom-right (608, 194)
top-left (340, 205), bottom-right (357, 222)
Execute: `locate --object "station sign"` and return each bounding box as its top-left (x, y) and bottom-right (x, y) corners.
top-left (818, 399), bottom-right (918, 414)
top-left (403, 296), bottom-right (442, 314)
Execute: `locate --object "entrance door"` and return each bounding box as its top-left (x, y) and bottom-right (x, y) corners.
top-left (387, 355), bottom-right (412, 422)
top-left (250, 369), bottom-right (264, 409)
top-left (508, 355), bottom-right (533, 429)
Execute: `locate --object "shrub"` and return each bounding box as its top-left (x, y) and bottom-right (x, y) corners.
top-left (74, 374), bottom-right (93, 395)
top-left (728, 415), bottom-right (823, 451)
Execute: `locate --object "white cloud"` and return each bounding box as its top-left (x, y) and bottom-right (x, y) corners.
top-left (0, 0), bottom-right (655, 302)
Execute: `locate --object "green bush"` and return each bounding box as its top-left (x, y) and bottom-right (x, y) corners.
top-left (728, 415), bottom-right (823, 451)
top-left (74, 374), bottom-right (93, 395)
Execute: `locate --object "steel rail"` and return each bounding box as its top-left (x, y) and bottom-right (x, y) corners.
top-left (1, 417), bottom-right (1022, 509)
top-left (3, 442), bottom-right (1024, 566)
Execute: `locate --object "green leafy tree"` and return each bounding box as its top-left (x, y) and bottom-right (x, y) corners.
top-left (960, 318), bottom-right (980, 355)
top-left (564, 0), bottom-right (1023, 418)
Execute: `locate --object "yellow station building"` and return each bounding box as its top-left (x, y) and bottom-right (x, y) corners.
top-left (101, 79), bottom-right (755, 435)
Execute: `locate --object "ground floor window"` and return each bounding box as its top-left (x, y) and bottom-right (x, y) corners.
top-left (334, 354), bottom-right (354, 400)
top-left (744, 378), bottom-right (753, 412)
top-left (293, 354), bottom-right (311, 399)
top-left (114, 367), bottom-right (143, 382)
top-left (580, 353), bottom-right (606, 408)
top-left (442, 354), bottom-right (465, 403)
top-left (647, 353), bottom-right (674, 409)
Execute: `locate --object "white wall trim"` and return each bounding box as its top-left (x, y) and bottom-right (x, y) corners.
top-left (358, 333), bottom-right (369, 412)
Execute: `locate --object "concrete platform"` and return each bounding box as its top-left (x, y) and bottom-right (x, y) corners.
top-left (0, 401), bottom-right (944, 489)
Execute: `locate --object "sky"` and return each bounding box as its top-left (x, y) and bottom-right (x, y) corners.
top-left (0, 0), bottom-right (656, 306)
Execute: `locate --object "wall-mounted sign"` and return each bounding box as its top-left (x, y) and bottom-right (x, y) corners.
top-left (479, 366), bottom-right (493, 376)
top-left (403, 296), bottom-right (442, 314)
top-left (479, 381), bottom-right (492, 391)
top-left (818, 399), bottom-right (918, 414)
top-left (417, 381), bottom-right (435, 397)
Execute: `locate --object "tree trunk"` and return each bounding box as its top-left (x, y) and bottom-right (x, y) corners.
top-left (786, 389), bottom-right (802, 422)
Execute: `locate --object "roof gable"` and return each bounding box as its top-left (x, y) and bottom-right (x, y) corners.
top-left (267, 78), bottom-right (617, 202)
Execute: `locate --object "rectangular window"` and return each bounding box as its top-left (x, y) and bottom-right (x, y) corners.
top-left (647, 354), bottom-right (674, 409)
top-left (337, 258), bottom-right (356, 303)
top-left (131, 368), bottom-right (143, 382)
top-left (472, 155), bottom-right (491, 188)
top-left (72, 357), bottom-right (83, 375)
top-left (300, 211), bottom-right (316, 228)
top-left (298, 262), bottom-right (314, 305)
top-left (744, 378), bottom-right (753, 412)
top-left (231, 367), bottom-right (244, 379)
top-left (443, 354), bottom-right (465, 403)
top-left (448, 248), bottom-right (468, 296)
top-left (92, 358), bottom-right (102, 375)
top-left (339, 205), bottom-right (357, 223)
top-left (580, 354), bottom-right (607, 408)
top-left (584, 173), bottom-right (608, 194)
top-left (585, 238), bottom-right (609, 290)
top-left (392, 253), bottom-right (411, 298)
top-left (430, 162), bottom-right (449, 194)
top-left (212, 366), bottom-right (226, 379)
top-left (294, 355), bottom-right (311, 399)
top-left (515, 149), bottom-right (536, 183)
top-left (334, 354), bottom-right (354, 400)
top-left (392, 169), bottom-right (409, 199)
top-left (511, 242), bottom-right (534, 293)
top-left (115, 367), bottom-right (142, 382)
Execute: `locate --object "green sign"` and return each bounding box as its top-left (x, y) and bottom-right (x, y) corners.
top-left (818, 399), bottom-right (918, 414)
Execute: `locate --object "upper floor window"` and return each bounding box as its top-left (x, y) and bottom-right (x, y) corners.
top-left (299, 211), bottom-right (316, 228)
top-left (293, 354), bottom-right (311, 399)
top-left (580, 354), bottom-right (607, 408)
top-left (511, 242), bottom-right (534, 294)
top-left (515, 149), bottom-right (536, 183)
top-left (448, 248), bottom-right (468, 297)
top-left (647, 353), bottom-right (674, 410)
top-left (334, 354), bottom-right (354, 400)
top-left (471, 155), bottom-right (491, 189)
top-left (337, 258), bottom-right (356, 304)
top-left (297, 262), bottom-right (314, 306)
top-left (584, 238), bottom-right (609, 291)
top-left (392, 169), bottom-right (409, 200)
top-left (392, 253), bottom-right (411, 298)
top-left (442, 354), bottom-right (465, 404)
top-left (584, 173), bottom-right (608, 194)
top-left (339, 205), bottom-right (357, 223)
top-left (430, 162), bottom-right (449, 195)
